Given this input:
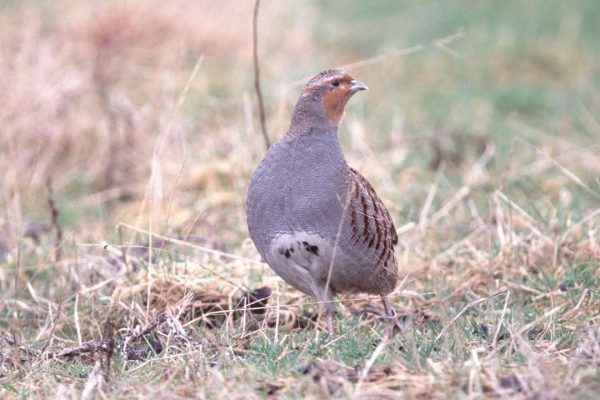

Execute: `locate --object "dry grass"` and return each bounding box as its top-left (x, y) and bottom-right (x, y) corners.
top-left (1, 0), bottom-right (599, 398)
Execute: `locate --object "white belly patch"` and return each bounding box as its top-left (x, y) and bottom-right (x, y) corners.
top-left (265, 232), bottom-right (344, 302)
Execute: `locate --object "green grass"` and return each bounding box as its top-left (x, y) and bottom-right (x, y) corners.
top-left (1, 0), bottom-right (599, 398)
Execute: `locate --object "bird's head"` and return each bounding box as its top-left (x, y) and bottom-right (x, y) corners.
top-left (292, 69), bottom-right (368, 130)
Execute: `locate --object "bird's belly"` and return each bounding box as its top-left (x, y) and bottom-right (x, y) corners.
top-left (265, 231), bottom-right (389, 296)
top-left (247, 168), bottom-right (346, 256)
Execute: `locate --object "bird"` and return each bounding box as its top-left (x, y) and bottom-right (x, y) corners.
top-left (246, 69), bottom-right (402, 337)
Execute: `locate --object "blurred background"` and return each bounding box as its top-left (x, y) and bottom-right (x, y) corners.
top-left (1, 1), bottom-right (599, 397)
top-left (0, 0), bottom-right (598, 279)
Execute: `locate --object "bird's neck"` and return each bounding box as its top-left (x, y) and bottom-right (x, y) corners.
top-left (286, 94), bottom-right (338, 138)
top-left (279, 124), bottom-right (348, 185)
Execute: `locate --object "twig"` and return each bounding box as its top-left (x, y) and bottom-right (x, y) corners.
top-left (429, 185), bottom-right (470, 225)
top-left (435, 289), bottom-right (508, 342)
top-left (492, 290), bottom-right (511, 351)
top-left (253, 0), bottom-right (270, 149)
top-left (115, 222), bottom-right (262, 264)
top-left (434, 30), bottom-right (465, 56)
top-left (114, 224), bottom-right (250, 291)
top-left (74, 293), bottom-right (82, 346)
top-left (441, 224), bottom-right (486, 256)
top-left (561, 208), bottom-right (600, 242)
top-left (516, 305), bottom-right (563, 336)
top-left (38, 298), bottom-right (63, 359)
top-left (353, 336), bottom-right (389, 398)
top-left (155, 55), bottom-right (204, 155)
top-left (288, 30), bottom-right (466, 87)
top-left (336, 44), bottom-right (425, 72)
top-left (102, 320), bottom-right (115, 378)
top-left (47, 339), bottom-right (114, 359)
top-left (559, 288), bottom-right (590, 322)
top-left (46, 178), bottom-right (63, 262)
top-left (494, 190), bottom-right (554, 245)
top-left (117, 224), bottom-right (128, 269)
top-left (513, 137), bottom-right (600, 200)
top-left (419, 163), bottom-right (445, 232)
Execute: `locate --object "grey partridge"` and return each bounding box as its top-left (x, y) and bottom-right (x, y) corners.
top-left (246, 69), bottom-right (401, 336)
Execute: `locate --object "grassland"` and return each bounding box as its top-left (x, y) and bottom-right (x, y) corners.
top-left (0, 0), bottom-right (599, 398)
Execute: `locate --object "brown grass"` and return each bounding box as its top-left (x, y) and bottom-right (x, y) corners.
top-left (1, 1), bottom-right (599, 399)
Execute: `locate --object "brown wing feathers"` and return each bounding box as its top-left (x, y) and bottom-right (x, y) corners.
top-left (348, 167), bottom-right (397, 266)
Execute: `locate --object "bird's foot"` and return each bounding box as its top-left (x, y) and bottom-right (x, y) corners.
top-left (381, 296), bottom-right (403, 338)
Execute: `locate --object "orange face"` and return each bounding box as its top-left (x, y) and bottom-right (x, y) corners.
top-left (303, 70), bottom-right (368, 126)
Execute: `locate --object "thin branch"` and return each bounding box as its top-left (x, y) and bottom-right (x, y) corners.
top-left (492, 290), bottom-right (511, 351)
top-left (115, 222), bottom-right (261, 264)
top-left (516, 305), bottom-right (563, 336)
top-left (253, 0), bottom-right (270, 149)
top-left (46, 178), bottom-right (63, 262)
top-left (287, 30), bottom-right (465, 88)
top-left (48, 339), bottom-right (114, 359)
top-left (435, 289), bottom-right (508, 342)
top-left (354, 336), bottom-right (389, 396)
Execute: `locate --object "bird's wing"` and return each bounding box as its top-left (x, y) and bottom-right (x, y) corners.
top-left (347, 167), bottom-right (398, 268)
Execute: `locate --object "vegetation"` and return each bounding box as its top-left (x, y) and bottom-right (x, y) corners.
top-left (0, 0), bottom-right (598, 398)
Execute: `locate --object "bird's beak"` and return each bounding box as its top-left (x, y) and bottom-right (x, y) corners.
top-left (350, 79), bottom-right (369, 92)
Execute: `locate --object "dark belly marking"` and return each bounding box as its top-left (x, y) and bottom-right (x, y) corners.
top-left (302, 241), bottom-right (320, 256)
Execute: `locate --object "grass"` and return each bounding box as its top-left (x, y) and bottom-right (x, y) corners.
top-left (1, 0), bottom-right (599, 398)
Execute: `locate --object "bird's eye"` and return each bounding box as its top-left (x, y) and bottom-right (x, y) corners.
top-left (331, 79), bottom-right (340, 87)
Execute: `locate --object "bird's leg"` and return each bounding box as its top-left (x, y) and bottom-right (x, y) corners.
top-left (319, 288), bottom-right (336, 338)
top-left (326, 309), bottom-right (336, 338)
top-left (381, 295), bottom-right (403, 337)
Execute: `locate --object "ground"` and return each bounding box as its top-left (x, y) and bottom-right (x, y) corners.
top-left (0, 0), bottom-right (599, 398)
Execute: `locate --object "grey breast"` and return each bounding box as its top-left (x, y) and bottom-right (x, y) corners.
top-left (246, 127), bottom-right (349, 260)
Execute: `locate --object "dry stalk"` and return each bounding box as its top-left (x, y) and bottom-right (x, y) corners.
top-left (559, 288), bottom-right (590, 322)
top-left (117, 224), bottom-right (128, 269)
top-left (46, 178), bottom-right (63, 262)
top-left (419, 163), bottom-right (445, 233)
top-left (435, 289), bottom-right (508, 342)
top-left (515, 138), bottom-right (600, 200)
top-left (353, 336), bottom-right (390, 398)
top-left (494, 190), bottom-right (554, 245)
top-left (491, 290), bottom-right (511, 352)
top-left (116, 222), bottom-right (261, 265)
top-left (287, 30), bottom-right (466, 87)
top-left (253, 0), bottom-right (270, 149)
top-left (429, 185), bottom-right (470, 226)
top-left (516, 305), bottom-right (563, 337)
